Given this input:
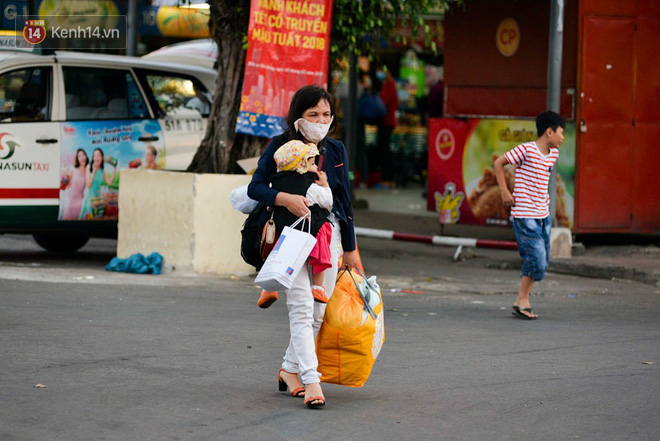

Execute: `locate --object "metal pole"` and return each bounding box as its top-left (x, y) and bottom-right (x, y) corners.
top-left (127, 0), bottom-right (139, 56)
top-left (346, 51), bottom-right (358, 178)
top-left (547, 0), bottom-right (564, 226)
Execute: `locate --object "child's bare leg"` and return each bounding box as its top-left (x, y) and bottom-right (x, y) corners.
top-left (514, 276), bottom-right (538, 318)
top-left (311, 271), bottom-right (328, 303)
top-left (312, 272), bottom-right (324, 288)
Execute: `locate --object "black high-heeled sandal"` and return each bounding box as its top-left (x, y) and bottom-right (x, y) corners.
top-left (303, 383), bottom-right (326, 409)
top-left (304, 395), bottom-right (326, 409)
top-left (277, 368), bottom-right (305, 398)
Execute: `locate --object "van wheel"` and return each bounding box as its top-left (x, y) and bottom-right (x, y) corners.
top-left (33, 233), bottom-right (90, 253)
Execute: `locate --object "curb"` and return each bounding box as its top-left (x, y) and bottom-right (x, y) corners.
top-left (549, 259), bottom-right (660, 286)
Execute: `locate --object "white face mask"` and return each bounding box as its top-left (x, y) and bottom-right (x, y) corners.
top-left (294, 116), bottom-right (334, 143)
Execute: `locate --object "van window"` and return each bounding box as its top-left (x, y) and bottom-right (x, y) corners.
top-left (0, 67), bottom-right (51, 123)
top-left (139, 72), bottom-right (211, 117)
top-left (63, 67), bottom-right (148, 120)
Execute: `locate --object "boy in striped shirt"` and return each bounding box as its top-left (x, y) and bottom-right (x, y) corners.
top-left (494, 111), bottom-right (566, 320)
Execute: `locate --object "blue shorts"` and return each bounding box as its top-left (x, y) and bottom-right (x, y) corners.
top-left (511, 217), bottom-right (551, 282)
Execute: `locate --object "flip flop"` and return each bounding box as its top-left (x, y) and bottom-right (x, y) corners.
top-left (512, 306), bottom-right (538, 320)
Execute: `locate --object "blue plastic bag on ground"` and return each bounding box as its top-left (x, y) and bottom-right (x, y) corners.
top-left (105, 252), bottom-right (163, 275)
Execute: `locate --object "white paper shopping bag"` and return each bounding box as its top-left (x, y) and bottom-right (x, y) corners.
top-left (254, 215), bottom-right (317, 292)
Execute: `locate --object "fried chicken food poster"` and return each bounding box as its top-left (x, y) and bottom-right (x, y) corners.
top-left (427, 118), bottom-right (575, 228)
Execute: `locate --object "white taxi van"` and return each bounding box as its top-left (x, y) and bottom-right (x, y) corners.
top-left (0, 49), bottom-right (216, 252)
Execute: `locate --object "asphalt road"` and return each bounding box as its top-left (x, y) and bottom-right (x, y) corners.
top-left (1, 234), bottom-right (659, 441)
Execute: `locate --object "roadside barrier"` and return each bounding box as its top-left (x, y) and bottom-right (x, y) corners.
top-left (354, 227), bottom-right (517, 261)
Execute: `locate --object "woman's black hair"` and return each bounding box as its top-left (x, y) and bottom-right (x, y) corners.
top-left (74, 148), bottom-right (88, 168)
top-left (284, 85), bottom-right (337, 141)
top-left (90, 148), bottom-right (104, 172)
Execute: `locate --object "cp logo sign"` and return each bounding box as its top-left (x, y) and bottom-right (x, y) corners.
top-left (496, 18), bottom-right (520, 57)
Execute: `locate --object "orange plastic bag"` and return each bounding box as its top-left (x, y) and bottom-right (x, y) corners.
top-left (316, 269), bottom-right (385, 387)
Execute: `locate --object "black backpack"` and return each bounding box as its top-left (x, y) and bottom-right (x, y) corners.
top-left (240, 203), bottom-right (271, 271)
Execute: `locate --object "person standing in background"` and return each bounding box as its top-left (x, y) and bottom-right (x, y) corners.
top-left (355, 72), bottom-right (373, 188)
top-left (427, 66), bottom-right (444, 119)
top-left (376, 66), bottom-right (399, 188)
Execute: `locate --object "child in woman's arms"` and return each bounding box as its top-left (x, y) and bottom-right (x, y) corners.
top-left (258, 140), bottom-right (334, 308)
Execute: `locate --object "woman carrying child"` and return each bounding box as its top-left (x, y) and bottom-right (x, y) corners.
top-left (248, 85), bottom-right (358, 409)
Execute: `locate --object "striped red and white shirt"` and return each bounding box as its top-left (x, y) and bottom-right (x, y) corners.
top-left (504, 141), bottom-right (559, 219)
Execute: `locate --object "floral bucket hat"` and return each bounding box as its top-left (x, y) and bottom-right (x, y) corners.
top-left (274, 140), bottom-right (319, 174)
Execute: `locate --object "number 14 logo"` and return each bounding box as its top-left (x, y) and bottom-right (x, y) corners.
top-left (23, 20), bottom-right (46, 45)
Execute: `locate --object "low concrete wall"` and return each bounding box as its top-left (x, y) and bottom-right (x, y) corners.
top-left (550, 227), bottom-right (572, 258)
top-left (118, 169), bottom-right (253, 276)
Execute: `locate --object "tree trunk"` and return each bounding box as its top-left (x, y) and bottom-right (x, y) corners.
top-left (187, 0), bottom-right (266, 174)
top-left (229, 133), bottom-right (269, 174)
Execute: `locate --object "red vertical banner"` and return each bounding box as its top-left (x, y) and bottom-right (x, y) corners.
top-left (236, 0), bottom-right (334, 138)
top-left (427, 118), bottom-right (478, 225)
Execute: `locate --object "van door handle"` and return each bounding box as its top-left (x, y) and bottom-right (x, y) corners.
top-left (35, 138), bottom-right (58, 144)
top-left (138, 136), bottom-right (159, 142)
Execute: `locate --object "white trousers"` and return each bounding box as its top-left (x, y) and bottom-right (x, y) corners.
top-left (282, 216), bottom-right (342, 385)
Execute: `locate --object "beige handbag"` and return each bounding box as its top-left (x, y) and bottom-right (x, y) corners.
top-left (259, 212), bottom-right (277, 260)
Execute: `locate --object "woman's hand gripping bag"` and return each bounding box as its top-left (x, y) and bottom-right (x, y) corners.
top-left (316, 269), bottom-right (385, 387)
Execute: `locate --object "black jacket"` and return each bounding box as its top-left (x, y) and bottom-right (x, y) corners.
top-left (270, 170), bottom-right (330, 237)
top-left (247, 134), bottom-right (356, 252)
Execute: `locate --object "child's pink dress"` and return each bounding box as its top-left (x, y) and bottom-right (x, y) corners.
top-left (308, 222), bottom-right (332, 273)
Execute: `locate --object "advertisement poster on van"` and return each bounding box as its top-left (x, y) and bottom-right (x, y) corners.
top-left (58, 120), bottom-right (165, 221)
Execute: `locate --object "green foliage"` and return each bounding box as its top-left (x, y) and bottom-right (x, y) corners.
top-left (198, 0), bottom-right (463, 171)
top-left (209, 0), bottom-right (250, 41)
top-left (208, 0), bottom-right (460, 61)
top-left (330, 0), bottom-right (456, 63)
